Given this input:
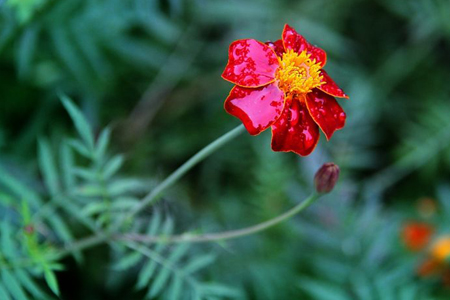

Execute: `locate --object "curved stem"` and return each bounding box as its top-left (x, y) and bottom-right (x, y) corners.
top-left (120, 192), bottom-right (320, 244)
top-left (125, 124), bottom-right (245, 220)
top-left (45, 192), bottom-right (320, 261)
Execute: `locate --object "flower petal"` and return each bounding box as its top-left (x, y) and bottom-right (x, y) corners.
top-left (224, 83), bottom-right (285, 135)
top-left (271, 96), bottom-right (320, 156)
top-left (319, 70), bottom-right (349, 98)
top-left (282, 24), bottom-right (327, 67)
top-left (222, 39), bottom-right (279, 87)
top-left (306, 89), bottom-right (346, 140)
top-left (265, 39), bottom-right (285, 58)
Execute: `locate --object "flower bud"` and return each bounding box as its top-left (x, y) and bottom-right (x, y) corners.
top-left (314, 163), bottom-right (340, 194)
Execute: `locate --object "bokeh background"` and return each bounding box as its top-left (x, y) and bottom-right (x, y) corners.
top-left (1, 0), bottom-right (450, 299)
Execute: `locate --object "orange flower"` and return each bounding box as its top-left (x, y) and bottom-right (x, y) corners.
top-left (417, 236), bottom-right (450, 278)
top-left (401, 222), bottom-right (434, 252)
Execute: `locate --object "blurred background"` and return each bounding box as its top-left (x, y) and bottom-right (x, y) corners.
top-left (1, 0), bottom-right (450, 299)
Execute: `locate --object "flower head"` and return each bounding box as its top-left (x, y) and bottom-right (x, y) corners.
top-left (401, 222), bottom-right (434, 252)
top-left (222, 24), bottom-right (348, 156)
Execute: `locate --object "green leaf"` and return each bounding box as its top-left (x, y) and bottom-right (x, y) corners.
top-left (107, 179), bottom-right (147, 196)
top-left (149, 243), bottom-right (190, 297)
top-left (166, 276), bottom-right (182, 300)
top-left (60, 141), bottom-right (76, 190)
top-left (95, 127), bottom-right (111, 159)
top-left (200, 283), bottom-right (241, 298)
top-left (0, 169), bottom-right (43, 207)
top-left (0, 283), bottom-right (12, 300)
top-left (102, 155), bottom-right (124, 179)
top-left (82, 202), bottom-right (108, 216)
top-left (44, 267), bottom-right (59, 296)
top-left (17, 24), bottom-right (39, 79)
top-left (1, 269), bottom-right (28, 300)
top-left (1, 220), bottom-right (15, 258)
top-left (112, 252), bottom-right (142, 271)
top-left (183, 254), bottom-right (216, 274)
top-left (67, 139), bottom-right (91, 158)
top-left (38, 138), bottom-right (61, 195)
top-left (14, 269), bottom-right (47, 299)
top-left (60, 95), bottom-right (95, 151)
top-left (72, 167), bottom-right (98, 181)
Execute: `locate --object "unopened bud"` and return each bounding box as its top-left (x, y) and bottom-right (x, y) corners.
top-left (314, 163), bottom-right (340, 194)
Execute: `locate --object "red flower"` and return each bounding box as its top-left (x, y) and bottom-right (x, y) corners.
top-left (222, 24), bottom-right (348, 156)
top-left (401, 221), bottom-right (434, 252)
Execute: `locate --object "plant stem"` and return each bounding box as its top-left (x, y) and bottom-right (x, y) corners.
top-left (125, 124), bottom-right (245, 220)
top-left (45, 192), bottom-right (320, 261)
top-left (119, 192), bottom-right (320, 244)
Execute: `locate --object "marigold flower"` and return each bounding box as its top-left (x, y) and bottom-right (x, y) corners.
top-left (417, 236), bottom-right (450, 278)
top-left (222, 24), bottom-right (348, 156)
top-left (401, 222), bottom-right (434, 252)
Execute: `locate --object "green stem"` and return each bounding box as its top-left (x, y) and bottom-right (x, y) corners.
top-left (125, 124), bottom-right (245, 220)
top-left (120, 192), bottom-right (320, 244)
top-left (44, 192), bottom-right (320, 261)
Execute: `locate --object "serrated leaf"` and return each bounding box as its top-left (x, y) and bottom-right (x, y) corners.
top-left (1, 269), bottom-right (28, 300)
top-left (38, 139), bottom-right (60, 195)
top-left (44, 268), bottom-right (59, 296)
top-left (102, 155), bottom-right (124, 179)
top-left (60, 95), bottom-right (94, 152)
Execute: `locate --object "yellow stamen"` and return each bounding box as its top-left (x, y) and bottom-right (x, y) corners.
top-left (276, 50), bottom-right (324, 97)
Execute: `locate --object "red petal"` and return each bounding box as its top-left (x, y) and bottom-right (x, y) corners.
top-left (222, 39), bottom-right (279, 88)
top-left (265, 39), bottom-right (285, 58)
top-left (271, 96), bottom-right (320, 156)
top-left (319, 70), bottom-right (349, 99)
top-left (282, 24), bottom-right (327, 67)
top-left (224, 83), bottom-right (285, 135)
top-left (306, 89), bottom-right (346, 140)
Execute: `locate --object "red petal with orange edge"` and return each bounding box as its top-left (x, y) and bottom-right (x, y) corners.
top-left (225, 83), bottom-right (285, 136)
top-left (222, 39), bottom-right (279, 88)
top-left (306, 89), bottom-right (346, 140)
top-left (265, 39), bottom-right (285, 58)
top-left (319, 70), bottom-right (349, 98)
top-left (282, 24), bottom-right (327, 67)
top-left (271, 97), bottom-right (320, 156)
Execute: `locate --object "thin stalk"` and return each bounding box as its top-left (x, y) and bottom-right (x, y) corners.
top-left (44, 192), bottom-right (320, 261)
top-left (119, 192), bottom-right (320, 244)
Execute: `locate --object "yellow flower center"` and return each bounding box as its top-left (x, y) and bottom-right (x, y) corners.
top-left (276, 50), bottom-right (324, 96)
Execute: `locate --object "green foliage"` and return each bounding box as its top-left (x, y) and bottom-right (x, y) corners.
top-left (2, 0), bottom-right (450, 298)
